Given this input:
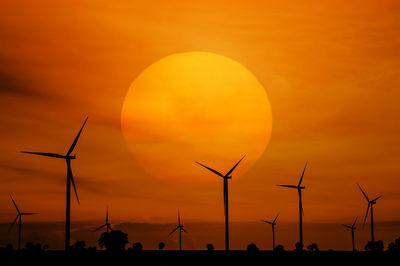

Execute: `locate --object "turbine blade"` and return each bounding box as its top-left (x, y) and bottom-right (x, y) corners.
top-left (342, 224), bottom-right (352, 229)
top-left (67, 161), bottom-right (80, 204)
top-left (9, 215), bottom-right (19, 232)
top-left (168, 226), bottom-right (179, 237)
top-left (372, 195), bottom-right (382, 202)
top-left (108, 225), bottom-right (112, 231)
top-left (195, 161), bottom-right (224, 178)
top-left (352, 216), bottom-right (358, 227)
top-left (273, 212), bottom-right (280, 223)
top-left (357, 183), bottom-right (369, 202)
top-left (20, 151), bottom-right (65, 159)
top-left (261, 220), bottom-right (273, 225)
top-left (182, 227), bottom-right (189, 234)
top-left (225, 155), bottom-right (246, 177)
top-left (9, 194), bottom-right (20, 214)
top-left (298, 162), bottom-right (308, 186)
top-left (94, 224), bottom-right (106, 232)
top-left (178, 209), bottom-right (181, 226)
top-left (276, 185), bottom-right (298, 189)
top-left (363, 203), bottom-right (370, 227)
top-left (67, 117), bottom-right (88, 156)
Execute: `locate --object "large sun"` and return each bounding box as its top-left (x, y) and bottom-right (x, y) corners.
top-left (121, 52), bottom-right (272, 183)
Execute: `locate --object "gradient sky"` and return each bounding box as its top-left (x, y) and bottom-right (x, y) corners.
top-left (1, 0), bottom-right (400, 249)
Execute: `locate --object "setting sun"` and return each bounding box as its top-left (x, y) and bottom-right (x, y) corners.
top-left (121, 52), bottom-right (272, 183)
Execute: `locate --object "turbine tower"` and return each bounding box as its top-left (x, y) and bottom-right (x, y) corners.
top-left (9, 194), bottom-right (38, 250)
top-left (196, 155), bottom-right (245, 251)
top-left (261, 212), bottom-right (279, 250)
top-left (168, 209), bottom-right (188, 251)
top-left (95, 206), bottom-right (112, 233)
top-left (276, 162), bottom-right (307, 248)
top-left (21, 117), bottom-right (88, 250)
top-left (342, 216), bottom-right (358, 251)
top-left (358, 183), bottom-right (382, 242)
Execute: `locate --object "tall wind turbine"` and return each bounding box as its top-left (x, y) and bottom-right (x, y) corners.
top-left (95, 206), bottom-right (112, 233)
top-left (21, 117), bottom-right (88, 250)
top-left (196, 155), bottom-right (245, 251)
top-left (276, 162), bottom-right (307, 248)
top-left (342, 216), bottom-right (357, 251)
top-left (261, 212), bottom-right (279, 250)
top-left (168, 209), bottom-right (188, 251)
top-left (358, 183), bottom-right (382, 242)
top-left (9, 194), bottom-right (38, 250)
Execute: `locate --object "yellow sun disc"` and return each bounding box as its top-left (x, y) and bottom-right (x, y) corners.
top-left (121, 52), bottom-right (272, 183)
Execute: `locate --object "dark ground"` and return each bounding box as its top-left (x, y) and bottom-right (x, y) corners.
top-left (1, 250), bottom-right (399, 266)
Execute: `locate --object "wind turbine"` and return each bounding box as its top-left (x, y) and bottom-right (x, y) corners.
top-left (21, 117), bottom-right (88, 250)
top-left (342, 216), bottom-right (357, 251)
top-left (276, 162), bottom-right (307, 248)
top-left (196, 155), bottom-right (245, 251)
top-left (9, 194), bottom-right (38, 250)
top-left (261, 212), bottom-right (279, 250)
top-left (94, 206), bottom-right (112, 233)
top-left (357, 183), bottom-right (382, 242)
top-left (168, 209), bottom-right (188, 251)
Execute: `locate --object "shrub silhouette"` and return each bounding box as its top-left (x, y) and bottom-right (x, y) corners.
top-left (364, 240), bottom-right (384, 252)
top-left (132, 242), bottom-right (143, 251)
top-left (388, 237), bottom-right (400, 252)
top-left (294, 242), bottom-right (304, 251)
top-left (274, 244), bottom-right (285, 252)
top-left (158, 242), bottom-right (165, 250)
top-left (307, 243), bottom-right (319, 252)
top-left (98, 230), bottom-right (129, 252)
top-left (71, 241), bottom-right (86, 250)
top-left (246, 243), bottom-right (259, 253)
top-left (206, 243), bottom-right (214, 251)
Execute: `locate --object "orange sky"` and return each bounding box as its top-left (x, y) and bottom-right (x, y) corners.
top-left (1, 0), bottom-right (400, 245)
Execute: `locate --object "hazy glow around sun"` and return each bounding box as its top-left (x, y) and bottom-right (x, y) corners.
top-left (121, 52), bottom-right (272, 183)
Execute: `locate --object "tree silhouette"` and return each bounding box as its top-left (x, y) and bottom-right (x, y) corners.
top-left (206, 243), bottom-right (214, 251)
top-left (158, 242), bottom-right (165, 250)
top-left (98, 230), bottom-right (129, 252)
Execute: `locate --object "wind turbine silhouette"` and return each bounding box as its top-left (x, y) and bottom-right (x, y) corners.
top-left (21, 117), bottom-right (88, 250)
top-left (196, 155), bottom-right (245, 251)
top-left (342, 216), bottom-right (358, 251)
top-left (261, 212), bottom-right (279, 250)
top-left (9, 194), bottom-right (38, 250)
top-left (95, 206), bottom-right (112, 233)
top-left (276, 162), bottom-right (307, 248)
top-left (168, 209), bottom-right (188, 251)
top-left (357, 183), bottom-right (382, 242)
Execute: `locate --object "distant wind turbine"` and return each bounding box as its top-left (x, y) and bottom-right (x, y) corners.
top-left (95, 206), bottom-right (112, 233)
top-left (276, 162), bottom-right (308, 248)
top-left (358, 183), bottom-right (382, 242)
top-left (21, 117), bottom-right (88, 250)
top-left (261, 212), bottom-right (279, 250)
top-left (9, 194), bottom-right (38, 250)
top-left (196, 155), bottom-right (245, 251)
top-left (342, 216), bottom-right (358, 251)
top-left (168, 209), bottom-right (188, 251)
